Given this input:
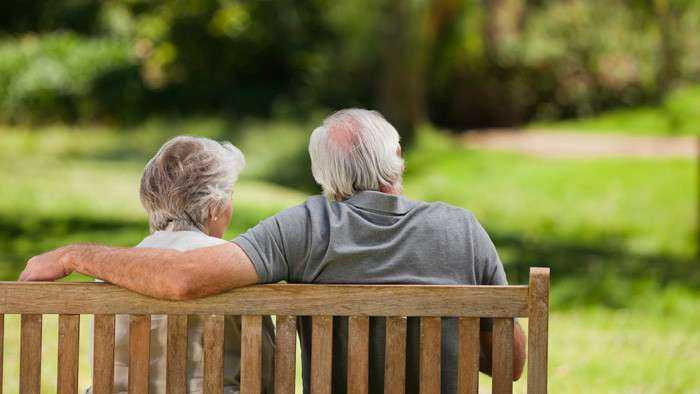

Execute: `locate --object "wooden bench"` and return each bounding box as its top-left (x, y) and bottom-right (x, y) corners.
top-left (0, 267), bottom-right (549, 394)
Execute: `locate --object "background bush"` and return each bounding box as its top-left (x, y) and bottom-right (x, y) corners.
top-left (1, 0), bottom-right (698, 138)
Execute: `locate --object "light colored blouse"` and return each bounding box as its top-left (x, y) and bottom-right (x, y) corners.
top-left (87, 228), bottom-right (276, 394)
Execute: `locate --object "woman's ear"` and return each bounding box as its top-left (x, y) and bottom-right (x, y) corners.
top-left (208, 200), bottom-right (218, 221)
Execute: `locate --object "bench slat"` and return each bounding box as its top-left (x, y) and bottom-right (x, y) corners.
top-left (420, 317), bottom-right (441, 394)
top-left (274, 315), bottom-right (297, 394)
top-left (166, 314), bottom-right (188, 394)
top-left (241, 315), bottom-right (262, 394)
top-left (348, 316), bottom-right (370, 394)
top-left (1, 314), bottom-right (4, 394)
top-left (0, 283), bottom-right (529, 317)
top-left (384, 316), bottom-right (406, 394)
top-left (458, 317), bottom-right (479, 394)
top-left (93, 314), bottom-right (115, 394)
top-left (492, 318), bottom-right (514, 394)
top-left (311, 315), bottom-right (333, 394)
top-left (19, 314), bottom-right (42, 394)
top-left (128, 314), bottom-right (151, 394)
top-left (527, 268), bottom-right (550, 394)
top-left (57, 314), bottom-right (80, 394)
top-left (204, 315), bottom-right (226, 393)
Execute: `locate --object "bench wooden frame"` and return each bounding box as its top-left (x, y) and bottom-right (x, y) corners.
top-left (0, 267), bottom-right (549, 394)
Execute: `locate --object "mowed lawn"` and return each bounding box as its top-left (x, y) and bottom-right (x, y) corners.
top-left (1, 121), bottom-right (698, 393)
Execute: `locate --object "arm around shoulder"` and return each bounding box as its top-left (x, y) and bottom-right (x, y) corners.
top-left (20, 241), bottom-right (258, 300)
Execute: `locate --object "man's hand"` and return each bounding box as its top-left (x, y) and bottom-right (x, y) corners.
top-left (19, 243), bottom-right (79, 282)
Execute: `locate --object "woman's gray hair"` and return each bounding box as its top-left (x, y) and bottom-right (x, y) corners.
top-left (309, 108), bottom-right (404, 201)
top-left (140, 135), bottom-right (245, 233)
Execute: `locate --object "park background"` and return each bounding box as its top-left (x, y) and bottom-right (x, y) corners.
top-left (0, 0), bottom-right (698, 392)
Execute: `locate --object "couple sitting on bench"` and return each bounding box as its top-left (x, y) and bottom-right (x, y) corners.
top-left (21, 108), bottom-right (526, 393)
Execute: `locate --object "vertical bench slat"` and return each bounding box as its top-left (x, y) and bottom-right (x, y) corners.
top-left (57, 314), bottom-right (80, 394)
top-left (204, 315), bottom-right (226, 393)
top-left (166, 314), bottom-right (188, 394)
top-left (19, 314), bottom-right (42, 394)
top-left (384, 316), bottom-right (406, 394)
top-left (93, 314), bottom-right (115, 394)
top-left (420, 317), bottom-right (441, 394)
top-left (458, 317), bottom-right (480, 394)
top-left (492, 318), bottom-right (514, 394)
top-left (310, 315), bottom-right (333, 394)
top-left (128, 314), bottom-right (151, 394)
top-left (0, 314), bottom-right (4, 394)
top-left (527, 267), bottom-right (550, 394)
top-left (348, 316), bottom-right (370, 394)
top-left (241, 315), bottom-right (262, 394)
top-left (274, 315), bottom-right (297, 394)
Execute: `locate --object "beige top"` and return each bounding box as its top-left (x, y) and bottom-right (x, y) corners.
top-left (87, 227), bottom-right (276, 394)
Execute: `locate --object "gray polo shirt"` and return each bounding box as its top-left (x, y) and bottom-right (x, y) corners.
top-left (234, 191), bottom-right (507, 394)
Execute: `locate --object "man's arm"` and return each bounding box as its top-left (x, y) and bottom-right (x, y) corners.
top-left (478, 321), bottom-right (527, 380)
top-left (19, 241), bottom-right (258, 300)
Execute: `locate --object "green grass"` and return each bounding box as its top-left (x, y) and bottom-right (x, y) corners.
top-left (0, 117), bottom-right (698, 393)
top-left (527, 84), bottom-right (700, 135)
top-left (404, 128), bottom-right (697, 296)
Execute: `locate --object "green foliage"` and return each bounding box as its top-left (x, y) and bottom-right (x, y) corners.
top-left (2, 1), bottom-right (699, 131)
top-left (0, 32), bottom-right (136, 123)
top-left (428, 0), bottom-right (700, 128)
top-left (528, 84), bottom-right (700, 135)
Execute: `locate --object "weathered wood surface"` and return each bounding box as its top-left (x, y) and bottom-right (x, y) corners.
top-left (420, 317), bottom-right (442, 394)
top-left (19, 314), bottom-right (42, 394)
top-left (310, 315), bottom-right (333, 394)
top-left (458, 317), bottom-right (480, 394)
top-left (527, 267), bottom-right (550, 394)
top-left (492, 317), bottom-right (514, 394)
top-left (274, 315), bottom-right (297, 394)
top-left (0, 282), bottom-right (529, 317)
top-left (241, 315), bottom-right (262, 394)
top-left (347, 315), bottom-right (370, 394)
top-left (92, 314), bottom-right (115, 394)
top-left (203, 315), bottom-right (225, 394)
top-left (166, 314), bottom-right (188, 394)
top-left (128, 314), bottom-right (150, 394)
top-left (384, 316), bottom-right (407, 394)
top-left (57, 314), bottom-right (80, 394)
top-left (0, 314), bottom-right (4, 394)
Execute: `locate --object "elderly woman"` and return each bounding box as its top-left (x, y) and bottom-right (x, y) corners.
top-left (88, 136), bottom-right (275, 394)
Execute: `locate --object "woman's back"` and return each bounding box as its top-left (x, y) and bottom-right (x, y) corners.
top-left (88, 228), bottom-right (276, 394)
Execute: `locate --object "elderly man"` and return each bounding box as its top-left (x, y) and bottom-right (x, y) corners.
top-left (21, 108), bottom-right (526, 393)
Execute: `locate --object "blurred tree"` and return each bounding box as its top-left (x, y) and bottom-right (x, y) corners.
top-left (0, 0), bottom-right (698, 132)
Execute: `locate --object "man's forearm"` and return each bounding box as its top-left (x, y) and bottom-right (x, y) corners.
top-left (479, 321), bottom-right (527, 380)
top-left (20, 241), bottom-right (259, 300)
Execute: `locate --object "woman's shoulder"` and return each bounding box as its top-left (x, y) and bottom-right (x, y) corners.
top-left (136, 230), bottom-right (228, 251)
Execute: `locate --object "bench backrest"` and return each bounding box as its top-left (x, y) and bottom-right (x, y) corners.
top-left (0, 267), bottom-right (549, 394)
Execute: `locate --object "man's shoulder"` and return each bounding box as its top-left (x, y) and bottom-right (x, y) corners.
top-left (416, 199), bottom-right (475, 218)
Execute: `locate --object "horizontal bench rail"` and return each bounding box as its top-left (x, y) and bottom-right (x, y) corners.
top-left (0, 283), bottom-right (530, 317)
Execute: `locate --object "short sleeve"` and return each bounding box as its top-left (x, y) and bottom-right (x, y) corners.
top-left (233, 203), bottom-right (312, 284)
top-left (470, 213), bottom-right (508, 286)
top-left (469, 213), bottom-right (510, 331)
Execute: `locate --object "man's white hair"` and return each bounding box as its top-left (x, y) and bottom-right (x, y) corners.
top-left (140, 135), bottom-right (245, 233)
top-left (309, 108), bottom-right (404, 201)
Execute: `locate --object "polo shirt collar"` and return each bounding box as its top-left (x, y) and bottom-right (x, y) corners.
top-left (344, 190), bottom-right (419, 215)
